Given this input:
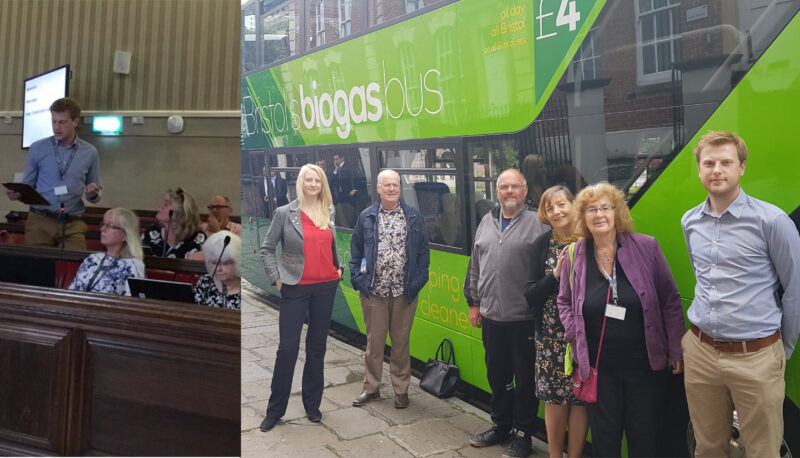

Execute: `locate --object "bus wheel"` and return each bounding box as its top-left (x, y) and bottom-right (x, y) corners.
top-left (686, 412), bottom-right (792, 457)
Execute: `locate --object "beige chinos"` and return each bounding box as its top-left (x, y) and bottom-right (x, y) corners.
top-left (361, 294), bottom-right (418, 395)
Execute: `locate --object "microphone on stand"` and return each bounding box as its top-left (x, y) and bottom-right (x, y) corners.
top-left (162, 209), bottom-right (173, 256)
top-left (211, 236), bottom-right (232, 308)
top-left (210, 235), bottom-right (232, 283)
top-left (60, 202), bottom-right (66, 251)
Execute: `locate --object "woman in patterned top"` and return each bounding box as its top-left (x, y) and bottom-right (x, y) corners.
top-left (69, 207), bottom-right (145, 295)
top-left (194, 230), bottom-right (241, 309)
top-left (141, 188), bottom-right (206, 259)
top-left (524, 185), bottom-right (587, 458)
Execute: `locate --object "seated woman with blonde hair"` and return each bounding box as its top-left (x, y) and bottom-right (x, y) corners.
top-left (69, 207), bottom-right (145, 295)
top-left (142, 188), bottom-right (205, 259)
top-left (194, 230), bottom-right (241, 310)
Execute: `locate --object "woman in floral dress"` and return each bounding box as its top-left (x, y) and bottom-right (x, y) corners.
top-left (69, 207), bottom-right (144, 295)
top-left (525, 185), bottom-right (587, 458)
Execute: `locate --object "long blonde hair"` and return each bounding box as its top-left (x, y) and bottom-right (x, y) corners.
top-left (106, 207), bottom-right (143, 261)
top-left (295, 164), bottom-right (333, 230)
top-left (166, 188), bottom-right (202, 241)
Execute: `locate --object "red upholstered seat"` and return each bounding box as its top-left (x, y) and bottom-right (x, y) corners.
top-left (0, 231), bottom-right (25, 244)
top-left (54, 260), bottom-right (82, 289)
top-left (146, 269), bottom-right (177, 281)
top-left (174, 272), bottom-right (200, 286)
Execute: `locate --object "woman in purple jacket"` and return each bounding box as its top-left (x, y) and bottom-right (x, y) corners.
top-left (557, 182), bottom-right (685, 457)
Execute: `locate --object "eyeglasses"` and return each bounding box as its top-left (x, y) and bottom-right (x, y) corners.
top-left (498, 184), bottom-right (525, 192)
top-left (584, 205), bottom-right (615, 216)
top-left (207, 205), bottom-right (230, 211)
top-left (100, 222), bottom-right (125, 232)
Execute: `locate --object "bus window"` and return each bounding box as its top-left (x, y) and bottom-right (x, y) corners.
top-left (326, 148), bottom-right (371, 229)
top-left (307, 0), bottom-right (365, 50)
top-left (379, 147), bottom-right (463, 249)
top-left (261, 0), bottom-right (300, 66)
top-left (242, 2), bottom-right (258, 72)
top-left (368, 0), bottom-right (447, 27)
top-left (469, 138), bottom-right (525, 227)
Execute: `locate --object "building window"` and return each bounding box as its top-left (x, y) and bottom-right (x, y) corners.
top-left (261, 0), bottom-right (299, 67)
top-left (315, 0), bottom-right (326, 46)
top-left (568, 27), bottom-right (599, 82)
top-left (369, 0), bottom-right (444, 27)
top-left (339, 0), bottom-right (352, 36)
top-left (242, 4), bottom-right (258, 72)
top-left (636, 0), bottom-right (680, 84)
top-left (406, 0), bottom-right (424, 13)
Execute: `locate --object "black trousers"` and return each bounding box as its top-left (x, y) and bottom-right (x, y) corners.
top-left (481, 318), bottom-right (539, 434)
top-left (266, 280), bottom-right (337, 420)
top-left (587, 368), bottom-right (668, 457)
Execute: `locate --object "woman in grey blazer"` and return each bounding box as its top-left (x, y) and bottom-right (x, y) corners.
top-left (259, 164), bottom-right (343, 432)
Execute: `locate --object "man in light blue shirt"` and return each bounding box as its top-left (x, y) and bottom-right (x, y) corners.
top-left (681, 131), bottom-right (800, 458)
top-left (6, 98), bottom-right (101, 249)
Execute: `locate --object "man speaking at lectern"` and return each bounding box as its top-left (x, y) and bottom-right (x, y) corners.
top-left (6, 97), bottom-right (101, 250)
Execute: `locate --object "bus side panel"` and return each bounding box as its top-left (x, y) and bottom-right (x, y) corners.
top-left (631, 10), bottom-right (800, 411)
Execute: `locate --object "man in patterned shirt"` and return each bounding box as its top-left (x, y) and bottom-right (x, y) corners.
top-left (349, 169), bottom-right (430, 409)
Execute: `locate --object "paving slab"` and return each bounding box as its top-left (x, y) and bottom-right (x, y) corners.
top-left (319, 381), bottom-right (364, 407)
top-left (324, 406), bottom-right (391, 439)
top-left (240, 288), bottom-right (550, 457)
top-left (386, 418), bottom-right (472, 456)
top-left (329, 433), bottom-right (414, 458)
top-left (365, 392), bottom-right (463, 426)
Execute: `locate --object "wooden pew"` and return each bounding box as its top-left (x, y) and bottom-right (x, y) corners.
top-left (0, 281), bottom-right (240, 456)
top-left (0, 244), bottom-right (206, 289)
top-left (6, 209), bottom-right (242, 225)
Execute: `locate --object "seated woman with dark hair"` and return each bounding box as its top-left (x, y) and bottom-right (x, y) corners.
top-left (69, 207), bottom-right (145, 295)
top-left (142, 188), bottom-right (206, 259)
top-left (194, 230), bottom-right (241, 310)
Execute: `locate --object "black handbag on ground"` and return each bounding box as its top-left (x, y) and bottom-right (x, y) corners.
top-left (419, 338), bottom-right (460, 398)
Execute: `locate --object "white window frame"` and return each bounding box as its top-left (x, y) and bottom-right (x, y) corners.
top-left (406, 0), bottom-right (424, 13)
top-left (567, 26), bottom-right (600, 82)
top-left (338, 0), bottom-right (352, 37)
top-left (315, 0), bottom-right (326, 46)
top-left (635, 0), bottom-right (681, 85)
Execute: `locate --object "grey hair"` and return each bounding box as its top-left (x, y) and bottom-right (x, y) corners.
top-left (377, 169), bottom-right (400, 185)
top-left (202, 230), bottom-right (241, 278)
top-left (495, 168), bottom-right (528, 188)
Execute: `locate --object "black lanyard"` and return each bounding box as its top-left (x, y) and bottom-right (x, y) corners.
top-left (85, 254), bottom-right (119, 292)
top-left (52, 138), bottom-right (78, 181)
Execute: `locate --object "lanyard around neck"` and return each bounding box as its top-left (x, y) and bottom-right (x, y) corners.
top-left (53, 138), bottom-right (78, 181)
top-left (594, 243), bottom-right (618, 304)
top-left (85, 254), bottom-right (119, 292)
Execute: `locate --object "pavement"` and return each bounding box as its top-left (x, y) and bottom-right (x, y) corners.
top-left (241, 285), bottom-right (549, 458)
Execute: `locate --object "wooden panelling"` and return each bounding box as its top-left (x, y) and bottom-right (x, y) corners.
top-left (0, 0), bottom-right (239, 112)
top-left (0, 282), bottom-right (240, 456)
top-left (0, 323), bottom-right (71, 454)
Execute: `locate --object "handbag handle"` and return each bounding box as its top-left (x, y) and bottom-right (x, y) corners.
top-left (435, 338), bottom-right (456, 365)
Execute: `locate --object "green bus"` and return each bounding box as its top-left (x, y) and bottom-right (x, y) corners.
top-left (241, 0), bottom-right (800, 454)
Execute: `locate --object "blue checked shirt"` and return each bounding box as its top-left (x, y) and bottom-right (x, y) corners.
top-left (23, 135), bottom-right (101, 216)
top-left (682, 189), bottom-right (800, 358)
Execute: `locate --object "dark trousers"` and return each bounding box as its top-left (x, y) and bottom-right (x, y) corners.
top-left (587, 368), bottom-right (668, 457)
top-left (266, 280), bottom-right (337, 420)
top-left (481, 318), bottom-right (538, 434)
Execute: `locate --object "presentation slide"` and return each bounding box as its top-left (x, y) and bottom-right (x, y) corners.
top-left (23, 65), bottom-right (68, 149)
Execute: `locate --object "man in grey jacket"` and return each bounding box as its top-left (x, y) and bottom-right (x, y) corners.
top-left (464, 169), bottom-right (547, 458)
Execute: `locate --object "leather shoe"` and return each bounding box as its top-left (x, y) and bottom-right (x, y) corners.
top-left (352, 391), bottom-right (380, 406)
top-left (259, 416), bottom-right (278, 432)
top-left (307, 410), bottom-right (322, 422)
top-left (394, 393), bottom-right (409, 409)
